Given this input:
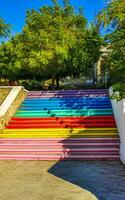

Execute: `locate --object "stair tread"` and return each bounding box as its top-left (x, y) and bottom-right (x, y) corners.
top-left (1, 89), bottom-right (120, 160)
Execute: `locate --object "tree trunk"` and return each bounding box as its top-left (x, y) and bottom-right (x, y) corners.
top-left (56, 76), bottom-right (59, 89)
top-left (51, 77), bottom-right (55, 90)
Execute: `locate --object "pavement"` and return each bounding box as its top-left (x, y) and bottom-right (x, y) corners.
top-left (0, 160), bottom-right (125, 200)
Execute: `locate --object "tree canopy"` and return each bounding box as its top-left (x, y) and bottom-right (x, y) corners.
top-left (97, 0), bottom-right (125, 99)
top-left (0, 17), bottom-right (10, 37)
top-left (0, 0), bottom-right (102, 88)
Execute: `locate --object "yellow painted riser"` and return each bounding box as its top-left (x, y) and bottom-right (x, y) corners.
top-left (0, 134), bottom-right (118, 139)
top-left (1, 128), bottom-right (118, 138)
top-left (3, 127), bottom-right (117, 133)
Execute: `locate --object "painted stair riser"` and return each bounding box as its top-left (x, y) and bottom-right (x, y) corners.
top-left (21, 102), bottom-right (111, 105)
top-left (28, 90), bottom-right (109, 94)
top-left (0, 148), bottom-right (119, 152)
top-left (3, 127), bottom-right (118, 132)
top-left (22, 100), bottom-right (111, 104)
top-left (17, 108), bottom-right (113, 113)
top-left (28, 91), bottom-right (108, 96)
top-left (0, 155), bottom-right (119, 160)
top-left (27, 94), bottom-right (109, 96)
top-left (24, 104), bottom-right (111, 108)
top-left (26, 95), bottom-right (109, 98)
top-left (0, 138), bottom-right (119, 143)
top-left (19, 106), bottom-right (112, 110)
top-left (23, 97), bottom-right (110, 101)
top-left (29, 89), bottom-right (108, 91)
top-left (21, 104), bottom-right (111, 108)
top-left (27, 92), bottom-right (109, 96)
top-left (1, 134), bottom-right (118, 139)
top-left (24, 96), bottom-right (110, 100)
top-left (14, 113), bottom-right (113, 117)
top-left (1, 89), bottom-right (119, 160)
top-left (22, 101), bottom-right (111, 104)
top-left (11, 116), bottom-right (115, 121)
top-left (8, 121), bottom-right (116, 125)
top-left (14, 110), bottom-right (113, 117)
top-left (9, 118), bottom-right (116, 124)
top-left (28, 91), bottom-right (109, 94)
top-left (20, 102), bottom-right (112, 105)
top-left (0, 143), bottom-right (119, 148)
top-left (9, 121), bottom-right (116, 125)
top-left (6, 123), bottom-right (116, 129)
top-left (24, 98), bottom-right (110, 102)
top-left (0, 149), bottom-right (119, 156)
top-left (9, 117), bottom-right (116, 123)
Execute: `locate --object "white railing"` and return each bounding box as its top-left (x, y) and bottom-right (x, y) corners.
top-left (109, 87), bottom-right (125, 164)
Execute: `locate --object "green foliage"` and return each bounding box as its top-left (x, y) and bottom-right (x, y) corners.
top-left (97, 0), bottom-right (125, 29)
top-left (0, 17), bottom-right (10, 37)
top-left (97, 0), bottom-right (125, 99)
top-left (0, 0), bottom-right (102, 88)
top-left (111, 83), bottom-right (125, 101)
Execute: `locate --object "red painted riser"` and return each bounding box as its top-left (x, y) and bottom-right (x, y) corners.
top-left (9, 119), bottom-right (116, 124)
top-left (11, 116), bottom-right (115, 121)
top-left (6, 123), bottom-right (116, 129)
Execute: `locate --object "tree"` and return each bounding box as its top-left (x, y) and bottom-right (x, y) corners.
top-left (0, 17), bottom-right (10, 37)
top-left (0, 0), bottom-right (102, 88)
top-left (16, 0), bottom-right (101, 88)
top-left (97, 0), bottom-right (125, 99)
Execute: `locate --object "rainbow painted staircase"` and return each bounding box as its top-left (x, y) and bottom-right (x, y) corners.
top-left (0, 89), bottom-right (120, 160)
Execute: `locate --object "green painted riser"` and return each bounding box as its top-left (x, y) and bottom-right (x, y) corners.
top-left (14, 113), bottom-right (113, 117)
top-left (16, 109), bottom-right (112, 113)
top-left (15, 109), bottom-right (113, 117)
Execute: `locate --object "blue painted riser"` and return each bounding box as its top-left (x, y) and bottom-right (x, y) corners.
top-left (20, 106), bottom-right (112, 110)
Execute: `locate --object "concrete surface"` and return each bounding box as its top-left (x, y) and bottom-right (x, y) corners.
top-left (0, 161), bottom-right (124, 200)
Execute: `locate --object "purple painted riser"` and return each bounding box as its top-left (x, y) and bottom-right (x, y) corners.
top-left (27, 95), bottom-right (109, 97)
top-left (26, 96), bottom-right (109, 99)
top-left (28, 91), bottom-right (109, 95)
top-left (28, 90), bottom-right (108, 93)
top-left (27, 93), bottom-right (108, 95)
top-left (27, 93), bottom-right (109, 95)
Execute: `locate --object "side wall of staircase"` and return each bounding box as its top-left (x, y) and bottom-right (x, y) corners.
top-left (109, 87), bottom-right (125, 164)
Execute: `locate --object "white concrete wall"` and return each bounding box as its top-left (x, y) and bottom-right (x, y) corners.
top-left (0, 86), bottom-right (28, 130)
top-left (109, 87), bottom-right (125, 164)
top-left (0, 86), bottom-right (27, 117)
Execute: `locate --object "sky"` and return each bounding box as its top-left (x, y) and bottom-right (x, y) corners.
top-left (0, 0), bottom-right (108, 36)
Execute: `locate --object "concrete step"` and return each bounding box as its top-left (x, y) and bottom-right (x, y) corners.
top-left (0, 154), bottom-right (119, 160)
